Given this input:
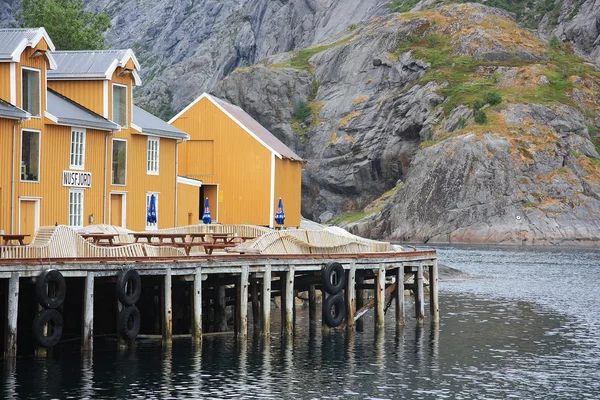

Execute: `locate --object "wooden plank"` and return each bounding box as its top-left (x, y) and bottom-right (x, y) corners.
top-left (5, 272), bottom-right (19, 358)
top-left (261, 264), bottom-right (271, 336)
top-left (416, 264), bottom-right (425, 325)
top-left (346, 263), bottom-right (356, 329)
top-left (430, 259), bottom-right (439, 322)
top-left (283, 266), bottom-right (295, 335)
top-left (163, 268), bottom-right (173, 343)
top-left (238, 265), bottom-right (249, 338)
top-left (396, 265), bottom-right (405, 327)
top-left (193, 267), bottom-right (202, 343)
top-left (375, 263), bottom-right (385, 329)
top-left (82, 272), bottom-right (94, 352)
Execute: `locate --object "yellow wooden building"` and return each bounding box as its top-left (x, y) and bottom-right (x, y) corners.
top-left (169, 93), bottom-right (303, 228)
top-left (0, 28), bottom-right (188, 240)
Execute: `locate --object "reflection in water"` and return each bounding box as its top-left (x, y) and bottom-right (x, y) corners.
top-left (3, 246), bottom-right (600, 398)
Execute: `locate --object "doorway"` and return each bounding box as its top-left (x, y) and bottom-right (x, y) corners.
top-left (110, 193), bottom-right (126, 227)
top-left (19, 198), bottom-right (39, 243)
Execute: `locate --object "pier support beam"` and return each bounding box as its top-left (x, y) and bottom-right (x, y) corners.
top-left (346, 263), bottom-right (356, 329)
top-left (163, 268), bottom-right (172, 343)
top-left (308, 283), bottom-right (317, 330)
top-left (237, 265), bottom-right (249, 339)
top-left (415, 265), bottom-right (425, 325)
top-left (193, 268), bottom-right (202, 343)
top-left (251, 277), bottom-right (260, 332)
top-left (429, 260), bottom-right (439, 323)
top-left (283, 266), bottom-right (295, 335)
top-left (395, 265), bottom-right (405, 327)
top-left (5, 273), bottom-right (19, 358)
top-left (375, 264), bottom-right (385, 330)
top-left (82, 272), bottom-right (94, 352)
top-left (261, 264), bottom-right (271, 336)
top-left (356, 273), bottom-right (364, 331)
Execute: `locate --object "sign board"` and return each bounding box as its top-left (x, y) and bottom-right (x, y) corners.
top-left (63, 170), bottom-right (92, 188)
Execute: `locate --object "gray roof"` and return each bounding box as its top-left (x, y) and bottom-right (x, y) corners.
top-left (48, 49), bottom-right (141, 85)
top-left (0, 28), bottom-right (56, 68)
top-left (133, 106), bottom-right (189, 140)
top-left (47, 89), bottom-right (120, 131)
top-left (0, 98), bottom-right (30, 120)
top-left (210, 95), bottom-right (303, 161)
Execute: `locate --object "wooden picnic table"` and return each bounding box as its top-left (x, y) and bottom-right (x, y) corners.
top-left (132, 232), bottom-right (188, 244)
top-left (1, 234), bottom-right (30, 246)
top-left (80, 233), bottom-right (119, 246)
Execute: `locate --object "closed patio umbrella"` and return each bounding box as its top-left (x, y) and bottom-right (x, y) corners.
top-left (202, 197), bottom-right (212, 224)
top-left (275, 197), bottom-right (285, 226)
top-left (147, 194), bottom-right (157, 224)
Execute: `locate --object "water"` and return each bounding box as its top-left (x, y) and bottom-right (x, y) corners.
top-left (3, 245), bottom-right (600, 399)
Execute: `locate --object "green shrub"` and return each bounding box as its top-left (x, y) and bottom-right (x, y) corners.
top-left (485, 90), bottom-right (502, 106)
top-left (292, 101), bottom-right (312, 123)
top-left (474, 110), bottom-right (488, 124)
top-left (472, 99), bottom-right (485, 111)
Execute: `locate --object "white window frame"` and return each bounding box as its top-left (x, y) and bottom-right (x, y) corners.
top-left (146, 192), bottom-right (158, 230)
top-left (147, 136), bottom-right (160, 175)
top-left (112, 83), bottom-right (128, 127)
top-left (69, 189), bottom-right (84, 228)
top-left (21, 66), bottom-right (41, 117)
top-left (70, 128), bottom-right (86, 170)
top-left (112, 138), bottom-right (127, 186)
top-left (20, 129), bottom-right (41, 183)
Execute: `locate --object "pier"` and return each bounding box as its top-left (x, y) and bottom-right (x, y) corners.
top-left (0, 250), bottom-right (437, 359)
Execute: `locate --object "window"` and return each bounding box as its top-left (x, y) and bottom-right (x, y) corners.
top-left (112, 84), bottom-right (127, 127)
top-left (147, 137), bottom-right (159, 174)
top-left (112, 139), bottom-right (127, 185)
top-left (69, 190), bottom-right (84, 228)
top-left (21, 130), bottom-right (40, 182)
top-left (146, 192), bottom-right (158, 230)
top-left (70, 128), bottom-right (86, 169)
top-left (22, 67), bottom-right (40, 117)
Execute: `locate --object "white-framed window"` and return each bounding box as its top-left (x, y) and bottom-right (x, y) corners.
top-left (146, 192), bottom-right (158, 230)
top-left (112, 138), bottom-right (127, 185)
top-left (21, 129), bottom-right (41, 182)
top-left (70, 128), bottom-right (86, 169)
top-left (112, 84), bottom-right (128, 127)
top-left (147, 137), bottom-right (159, 175)
top-left (22, 67), bottom-right (41, 117)
top-left (69, 189), bottom-right (84, 228)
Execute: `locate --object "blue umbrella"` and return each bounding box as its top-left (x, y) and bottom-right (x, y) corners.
top-left (147, 194), bottom-right (157, 224)
top-left (202, 197), bottom-right (212, 224)
top-left (275, 197), bottom-right (285, 225)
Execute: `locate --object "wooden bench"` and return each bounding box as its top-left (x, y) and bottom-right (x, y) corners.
top-left (202, 242), bottom-right (237, 255)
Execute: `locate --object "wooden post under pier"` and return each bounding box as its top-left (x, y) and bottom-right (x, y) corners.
top-left (415, 264), bottom-right (425, 325)
top-left (82, 272), bottom-right (94, 352)
top-left (163, 268), bottom-right (172, 343)
top-left (356, 272), bottom-right (364, 331)
top-left (308, 283), bottom-right (317, 330)
top-left (237, 265), bottom-right (249, 338)
top-left (395, 265), bottom-right (405, 327)
top-left (251, 277), bottom-right (260, 332)
top-left (261, 264), bottom-right (271, 336)
top-left (5, 272), bottom-right (19, 359)
top-left (346, 263), bottom-right (356, 330)
top-left (375, 264), bottom-right (385, 330)
top-left (429, 259), bottom-right (439, 322)
top-left (193, 268), bottom-right (202, 343)
top-left (283, 266), bottom-right (295, 335)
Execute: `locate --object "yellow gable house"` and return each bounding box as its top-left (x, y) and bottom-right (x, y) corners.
top-left (169, 93), bottom-right (303, 228)
top-left (0, 28), bottom-right (188, 239)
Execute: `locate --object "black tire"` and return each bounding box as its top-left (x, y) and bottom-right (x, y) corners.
top-left (119, 305), bottom-right (141, 341)
top-left (36, 269), bottom-right (66, 309)
top-left (116, 269), bottom-right (142, 306)
top-left (322, 293), bottom-right (346, 328)
top-left (321, 262), bottom-right (345, 294)
top-left (32, 309), bottom-right (63, 348)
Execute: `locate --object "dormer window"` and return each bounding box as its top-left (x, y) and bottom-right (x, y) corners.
top-left (22, 67), bottom-right (41, 117)
top-left (112, 84), bottom-right (127, 127)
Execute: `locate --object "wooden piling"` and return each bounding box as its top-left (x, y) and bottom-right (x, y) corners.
top-left (163, 268), bottom-right (172, 343)
top-left (283, 266), bottom-right (295, 335)
top-left (238, 265), bottom-right (249, 338)
top-left (308, 283), bottom-right (317, 330)
top-left (193, 267), bottom-right (202, 343)
top-left (251, 277), bottom-right (260, 331)
top-left (5, 272), bottom-right (19, 358)
top-left (395, 265), bottom-right (405, 327)
top-left (416, 264), bottom-right (425, 325)
top-left (429, 259), bottom-right (439, 323)
top-left (375, 264), bottom-right (385, 329)
top-left (261, 264), bottom-right (271, 336)
top-left (346, 263), bottom-right (356, 329)
top-left (216, 285), bottom-right (227, 332)
top-left (356, 272), bottom-right (364, 331)
top-left (82, 272), bottom-right (94, 352)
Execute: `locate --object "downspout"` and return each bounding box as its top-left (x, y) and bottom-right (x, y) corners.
top-left (11, 119), bottom-right (24, 234)
top-left (103, 130), bottom-right (115, 224)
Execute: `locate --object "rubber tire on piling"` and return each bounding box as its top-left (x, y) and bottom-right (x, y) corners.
top-left (119, 305), bottom-right (141, 341)
top-left (36, 269), bottom-right (67, 309)
top-left (116, 269), bottom-right (142, 306)
top-left (32, 309), bottom-right (64, 348)
top-left (321, 262), bottom-right (345, 295)
top-left (322, 293), bottom-right (346, 328)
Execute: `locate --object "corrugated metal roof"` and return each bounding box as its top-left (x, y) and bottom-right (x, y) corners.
top-left (47, 89), bottom-right (119, 131)
top-left (0, 28), bottom-right (56, 67)
top-left (48, 49), bottom-right (141, 84)
top-left (209, 95), bottom-right (303, 161)
top-left (0, 98), bottom-right (30, 120)
top-left (133, 106), bottom-right (189, 140)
